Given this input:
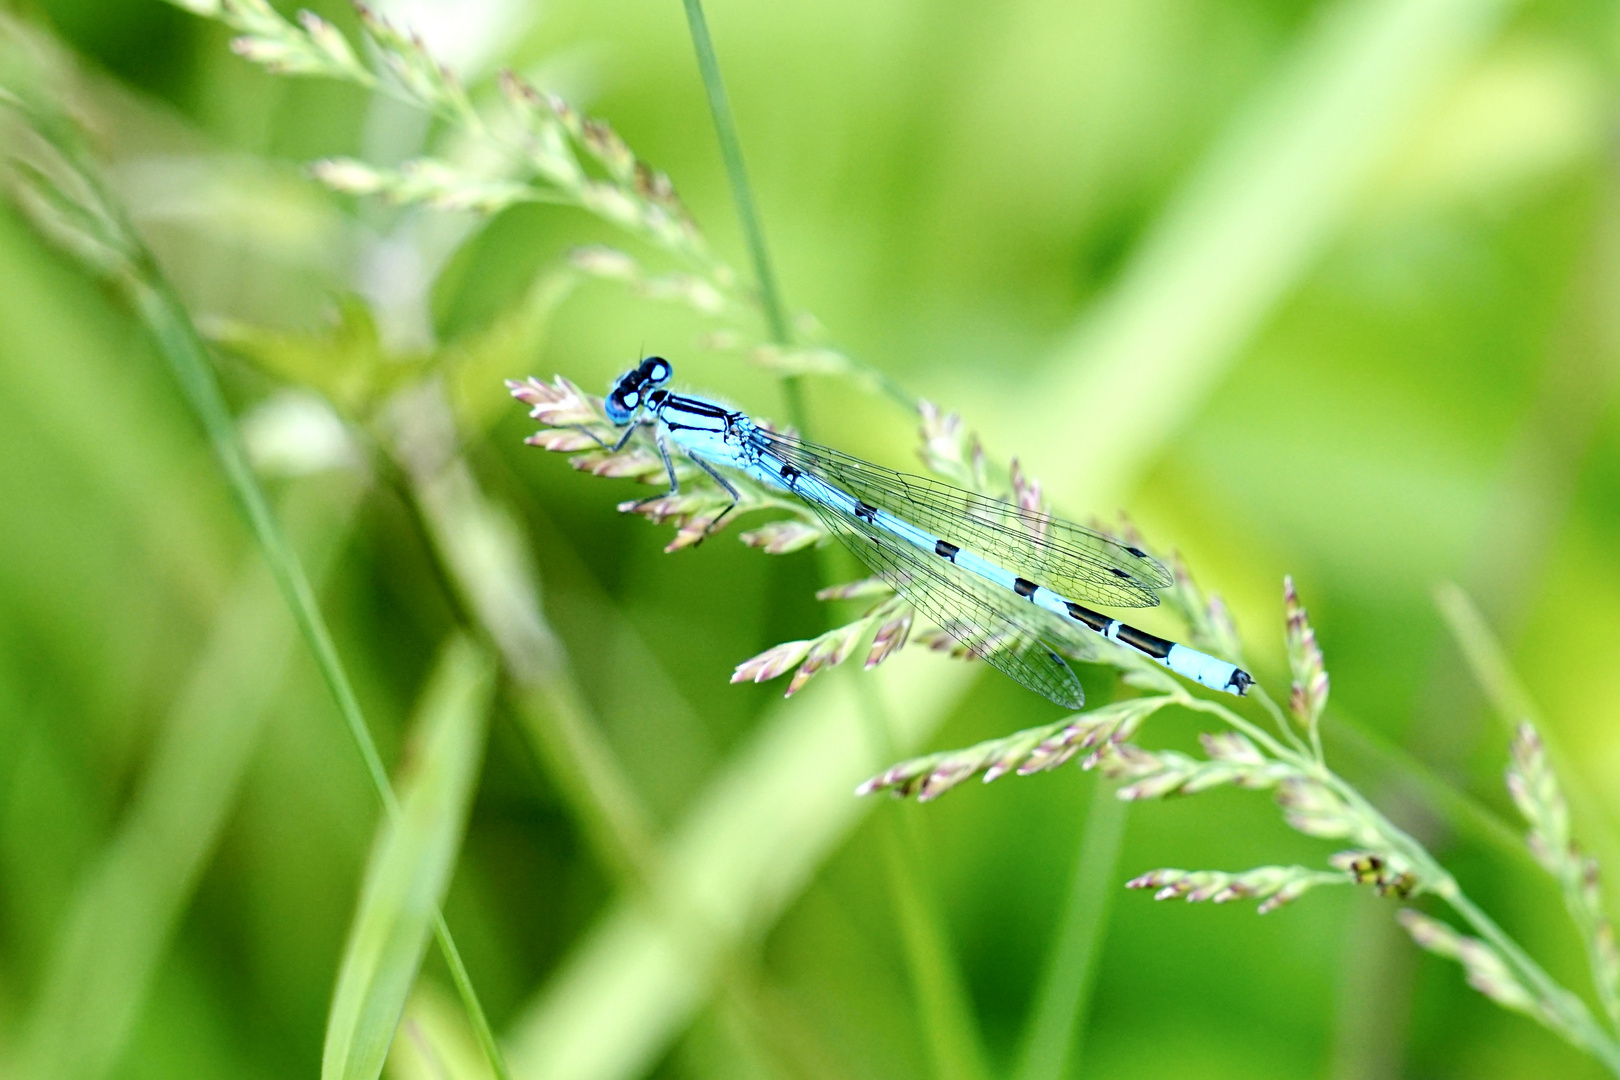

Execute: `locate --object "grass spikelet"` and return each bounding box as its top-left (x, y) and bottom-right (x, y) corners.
top-left (571, 448), bottom-right (665, 482)
top-left (1126, 865), bottom-right (1349, 913)
top-left (1275, 777), bottom-right (1359, 840)
top-left (1397, 910), bottom-right (1539, 1014)
top-left (312, 157), bottom-right (541, 213)
top-left (1507, 722), bottom-right (1570, 874)
top-left (730, 639), bottom-right (813, 685)
top-left (911, 626), bottom-right (977, 659)
top-left (731, 599), bottom-right (910, 697)
top-left (581, 118), bottom-right (636, 184)
top-left (738, 520), bottom-right (821, 554)
top-left (569, 244), bottom-right (641, 282)
top-left (814, 577), bottom-right (892, 601)
top-left (636, 272), bottom-right (727, 315)
top-left (295, 10), bottom-right (361, 74)
top-left (784, 622), bottom-right (864, 696)
top-left (746, 345), bottom-right (853, 379)
top-left (855, 698), bottom-right (1176, 800)
top-left (661, 510), bottom-right (735, 552)
top-left (617, 493), bottom-right (711, 524)
top-left (917, 400), bottom-right (984, 489)
top-left (865, 612), bottom-right (912, 669)
top-left (1506, 722), bottom-right (1620, 1025)
top-left (505, 375), bottom-right (600, 427)
top-left (1284, 575), bottom-right (1329, 746)
top-left (223, 0), bottom-right (372, 82)
top-left (354, 2), bottom-right (476, 124)
top-left (1094, 733), bottom-right (1291, 800)
top-left (1008, 457), bottom-right (1048, 543)
top-left (522, 429), bottom-right (601, 452)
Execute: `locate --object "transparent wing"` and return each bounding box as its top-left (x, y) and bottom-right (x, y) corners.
top-left (759, 431), bottom-right (1170, 609)
top-left (805, 496), bottom-right (1092, 709)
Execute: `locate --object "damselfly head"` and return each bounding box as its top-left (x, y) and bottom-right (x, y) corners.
top-left (605, 356), bottom-right (674, 425)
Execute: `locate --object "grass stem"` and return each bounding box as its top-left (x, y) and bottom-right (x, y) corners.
top-left (1014, 775), bottom-right (1127, 1080)
top-left (679, 0), bottom-right (807, 430)
top-left (125, 273), bottom-right (514, 1080)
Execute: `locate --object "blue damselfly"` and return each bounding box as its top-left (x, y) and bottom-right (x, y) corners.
top-left (587, 357), bottom-right (1251, 709)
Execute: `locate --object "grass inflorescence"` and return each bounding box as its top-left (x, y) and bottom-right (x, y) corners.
top-left (6, 2), bottom-right (1619, 1077)
top-left (856, 561), bottom-right (1620, 1070)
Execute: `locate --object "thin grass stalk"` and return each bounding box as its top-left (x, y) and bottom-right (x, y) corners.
top-left (886, 810), bottom-right (993, 1080)
top-left (1435, 583), bottom-right (1620, 876)
top-left (13, 479), bottom-right (359, 1080)
top-left (862, 670), bottom-right (992, 1080)
top-left (851, 658), bottom-right (994, 1079)
top-left (675, 12), bottom-right (992, 1069)
top-left (120, 269), bottom-right (513, 1080)
top-left (1014, 778), bottom-right (1127, 1080)
top-left (678, 0), bottom-right (804, 430)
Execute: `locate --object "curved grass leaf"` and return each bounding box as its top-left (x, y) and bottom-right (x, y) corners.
top-left (12, 478), bottom-right (360, 1080)
top-left (322, 634), bottom-right (495, 1080)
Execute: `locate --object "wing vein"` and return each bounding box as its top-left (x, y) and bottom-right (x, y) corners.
top-left (759, 431), bottom-right (1169, 608)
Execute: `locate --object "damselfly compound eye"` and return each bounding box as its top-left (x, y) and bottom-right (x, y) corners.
top-left (604, 368), bottom-right (645, 425)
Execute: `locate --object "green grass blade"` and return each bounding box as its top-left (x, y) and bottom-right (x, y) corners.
top-left (1017, 0), bottom-right (1524, 509)
top-left (1014, 779), bottom-right (1127, 1080)
top-left (138, 274), bottom-right (514, 1080)
top-left (505, 653), bottom-right (973, 1080)
top-left (387, 388), bottom-right (662, 885)
top-left (886, 809), bottom-right (992, 1080)
top-left (11, 477), bottom-right (361, 1080)
top-left (852, 686), bottom-right (992, 1080)
top-left (3, 87), bottom-right (516, 1076)
top-left (323, 634), bottom-right (496, 1080)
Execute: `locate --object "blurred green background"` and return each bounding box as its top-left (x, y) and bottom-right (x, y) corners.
top-left (3, 0), bottom-right (1620, 1077)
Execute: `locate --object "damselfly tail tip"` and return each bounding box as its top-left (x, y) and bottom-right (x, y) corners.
top-left (1227, 669), bottom-right (1254, 696)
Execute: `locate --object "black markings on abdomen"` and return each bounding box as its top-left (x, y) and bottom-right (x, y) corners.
top-left (1062, 598), bottom-right (1173, 660)
top-left (1014, 577), bottom-right (1038, 599)
top-left (779, 463), bottom-right (800, 486)
top-left (1113, 624), bottom-right (1172, 660)
top-left (935, 540), bottom-right (959, 561)
top-left (854, 501), bottom-right (877, 523)
top-left (1064, 601), bottom-right (1111, 632)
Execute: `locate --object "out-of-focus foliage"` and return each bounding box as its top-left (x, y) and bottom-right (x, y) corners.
top-left (3, 0), bottom-right (1620, 1077)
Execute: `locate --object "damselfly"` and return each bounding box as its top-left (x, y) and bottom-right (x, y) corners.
top-left (595, 356), bottom-right (1252, 709)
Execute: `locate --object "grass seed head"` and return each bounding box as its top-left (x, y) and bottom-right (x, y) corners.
top-left (1284, 575), bottom-right (1329, 733)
